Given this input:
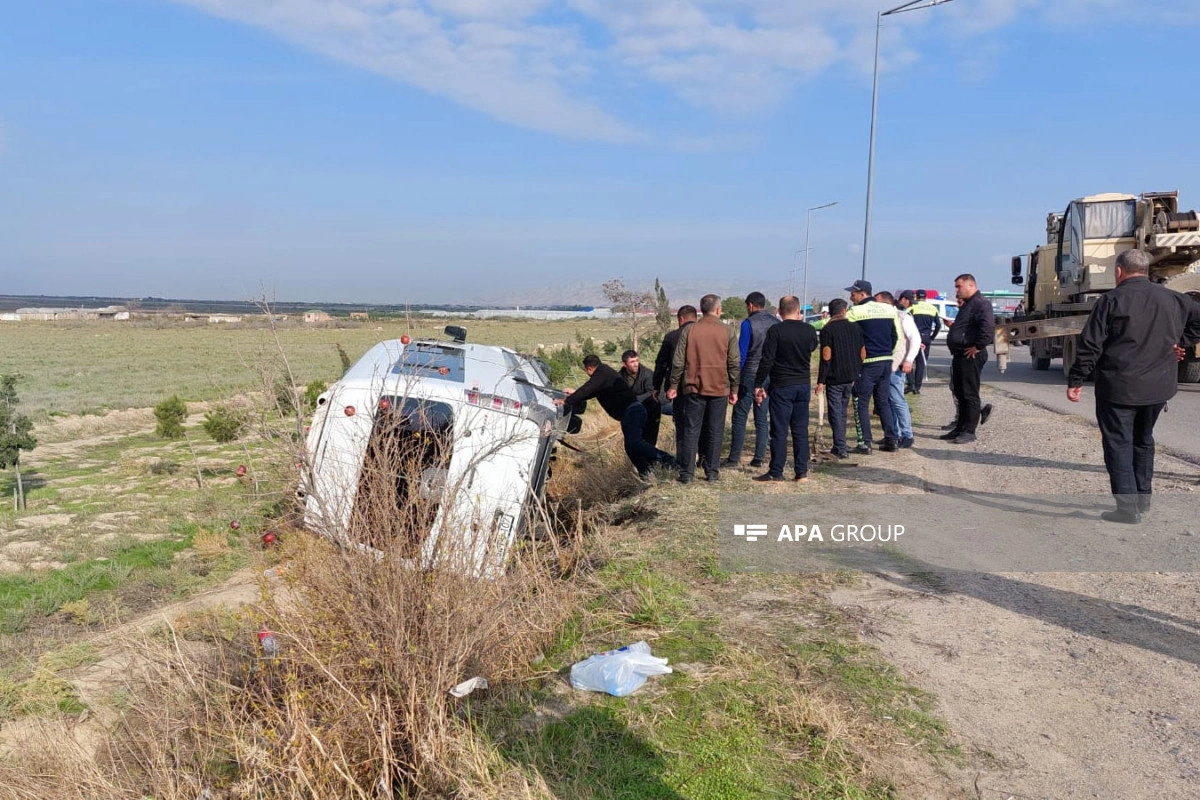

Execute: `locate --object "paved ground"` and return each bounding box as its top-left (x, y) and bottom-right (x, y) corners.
top-left (924, 341), bottom-right (1200, 463)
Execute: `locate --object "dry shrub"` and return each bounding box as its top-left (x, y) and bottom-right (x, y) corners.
top-left (1, 411), bottom-right (587, 799)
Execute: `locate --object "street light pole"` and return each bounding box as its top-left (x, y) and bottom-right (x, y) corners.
top-left (860, 0), bottom-right (956, 281)
top-left (803, 201), bottom-right (839, 315)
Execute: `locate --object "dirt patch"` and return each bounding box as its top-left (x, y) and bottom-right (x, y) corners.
top-left (14, 513), bottom-right (74, 528)
top-left (823, 375), bottom-right (1200, 798)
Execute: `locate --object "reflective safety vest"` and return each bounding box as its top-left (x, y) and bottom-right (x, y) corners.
top-left (908, 301), bottom-right (941, 340)
top-left (846, 300), bottom-right (900, 364)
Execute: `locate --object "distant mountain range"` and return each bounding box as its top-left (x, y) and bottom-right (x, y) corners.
top-left (0, 280), bottom-right (854, 315)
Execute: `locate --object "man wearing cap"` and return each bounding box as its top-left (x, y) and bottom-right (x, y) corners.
top-left (900, 290), bottom-right (941, 394)
top-left (845, 279), bottom-right (899, 454)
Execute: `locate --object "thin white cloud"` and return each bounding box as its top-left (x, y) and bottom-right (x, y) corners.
top-left (168, 0), bottom-right (1199, 141)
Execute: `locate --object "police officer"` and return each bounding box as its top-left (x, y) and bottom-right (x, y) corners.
top-left (901, 289), bottom-right (941, 394)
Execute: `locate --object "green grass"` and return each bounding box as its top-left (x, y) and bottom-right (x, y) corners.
top-left (0, 537), bottom-right (189, 633)
top-left (0, 317), bottom-right (632, 420)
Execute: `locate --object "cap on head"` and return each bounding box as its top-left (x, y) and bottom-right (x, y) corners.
top-left (898, 290), bottom-right (915, 304)
top-left (844, 279), bottom-right (873, 296)
top-left (915, 289), bottom-right (927, 300)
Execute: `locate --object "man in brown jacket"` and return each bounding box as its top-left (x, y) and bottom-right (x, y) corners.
top-left (668, 294), bottom-right (739, 483)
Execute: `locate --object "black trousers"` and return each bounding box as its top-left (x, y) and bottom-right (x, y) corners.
top-left (909, 337), bottom-right (931, 392)
top-left (642, 398), bottom-right (662, 449)
top-left (678, 394), bottom-right (727, 480)
top-left (1095, 399), bottom-right (1165, 507)
top-left (950, 351), bottom-right (988, 434)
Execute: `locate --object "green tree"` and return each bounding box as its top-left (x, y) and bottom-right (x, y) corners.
top-left (722, 296), bottom-right (748, 320)
top-left (153, 395), bottom-right (188, 440)
top-left (654, 277), bottom-right (672, 333)
top-left (202, 404), bottom-right (246, 443)
top-left (0, 375), bottom-right (37, 510)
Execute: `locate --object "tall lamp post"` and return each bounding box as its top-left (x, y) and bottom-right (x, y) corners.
top-left (861, 0), bottom-right (956, 281)
top-left (802, 201), bottom-right (838, 315)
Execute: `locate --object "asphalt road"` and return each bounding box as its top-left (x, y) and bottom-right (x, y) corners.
top-left (924, 341), bottom-right (1200, 463)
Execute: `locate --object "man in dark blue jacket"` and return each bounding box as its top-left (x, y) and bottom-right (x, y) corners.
top-left (725, 291), bottom-right (778, 467)
top-left (1068, 249), bottom-right (1200, 523)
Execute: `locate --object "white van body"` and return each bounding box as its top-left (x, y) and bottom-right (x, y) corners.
top-left (928, 299), bottom-right (958, 341)
top-left (299, 335), bottom-right (570, 578)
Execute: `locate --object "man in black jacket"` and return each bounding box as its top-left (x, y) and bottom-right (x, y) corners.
top-left (560, 355), bottom-right (673, 476)
top-left (1068, 249), bottom-right (1200, 523)
top-left (815, 298), bottom-right (864, 459)
top-left (942, 274), bottom-right (995, 444)
top-left (753, 296), bottom-right (819, 482)
top-left (620, 349), bottom-right (661, 447)
top-left (653, 305), bottom-right (698, 456)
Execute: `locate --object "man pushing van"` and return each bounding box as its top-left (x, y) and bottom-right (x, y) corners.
top-left (559, 354), bottom-right (674, 476)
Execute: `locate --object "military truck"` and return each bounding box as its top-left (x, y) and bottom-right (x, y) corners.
top-left (995, 191), bottom-right (1200, 382)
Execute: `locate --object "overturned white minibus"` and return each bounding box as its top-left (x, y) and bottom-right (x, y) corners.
top-left (299, 327), bottom-right (575, 577)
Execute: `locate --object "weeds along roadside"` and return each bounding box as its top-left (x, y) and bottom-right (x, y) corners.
top-left (1, 380), bottom-right (954, 798)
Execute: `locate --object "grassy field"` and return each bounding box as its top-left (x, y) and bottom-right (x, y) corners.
top-left (0, 320), bottom-right (956, 797)
top-left (0, 317), bottom-right (629, 419)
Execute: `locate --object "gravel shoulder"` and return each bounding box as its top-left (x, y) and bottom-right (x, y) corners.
top-left (825, 373), bottom-right (1200, 798)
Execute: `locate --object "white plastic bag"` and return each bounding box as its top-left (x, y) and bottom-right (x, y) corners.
top-left (569, 641), bottom-right (672, 696)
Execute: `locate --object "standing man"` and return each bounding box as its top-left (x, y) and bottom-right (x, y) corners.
top-left (654, 305), bottom-right (698, 456)
top-left (816, 298), bottom-right (864, 460)
top-left (1067, 249), bottom-right (1200, 523)
top-left (668, 294), bottom-right (739, 484)
top-left (901, 289), bottom-right (941, 394)
top-left (845, 279), bottom-right (898, 454)
top-left (753, 296), bottom-right (819, 481)
top-left (876, 291), bottom-right (920, 448)
top-left (560, 355), bottom-right (673, 476)
top-left (942, 274), bottom-right (995, 445)
top-left (620, 349), bottom-right (661, 448)
top-left (726, 291), bottom-right (778, 468)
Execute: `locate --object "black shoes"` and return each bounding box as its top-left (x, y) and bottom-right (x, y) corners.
top-left (980, 404), bottom-right (993, 426)
top-left (1101, 509), bottom-right (1141, 524)
top-left (753, 473), bottom-right (784, 482)
top-left (951, 433), bottom-right (976, 445)
top-left (1137, 495), bottom-right (1152, 513)
top-left (900, 437), bottom-right (915, 449)
top-left (854, 444), bottom-right (872, 455)
top-left (794, 475), bottom-right (809, 482)
top-left (749, 459), bottom-right (765, 468)
top-left (880, 440), bottom-right (899, 452)
top-left (720, 458), bottom-right (739, 468)
top-left (938, 430), bottom-right (962, 440)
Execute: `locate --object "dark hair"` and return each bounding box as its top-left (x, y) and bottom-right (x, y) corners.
top-left (828, 298), bottom-right (848, 315)
top-left (875, 291), bottom-right (895, 305)
top-left (582, 354), bottom-right (602, 370)
top-left (700, 294), bottom-right (720, 315)
top-left (621, 349), bottom-right (638, 362)
top-left (955, 273), bottom-right (976, 285)
top-left (778, 295), bottom-right (800, 316)
top-left (677, 304), bottom-right (698, 321)
top-left (745, 291), bottom-right (767, 310)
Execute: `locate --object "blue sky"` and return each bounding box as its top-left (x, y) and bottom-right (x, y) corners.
top-left (2, 0), bottom-right (1199, 305)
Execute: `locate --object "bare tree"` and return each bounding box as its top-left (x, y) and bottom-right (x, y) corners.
top-left (603, 279), bottom-right (656, 351)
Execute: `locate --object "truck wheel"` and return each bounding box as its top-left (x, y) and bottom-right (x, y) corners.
top-left (1033, 357), bottom-right (1051, 371)
top-left (1179, 360), bottom-right (1200, 384)
top-left (1061, 337), bottom-right (1076, 380)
